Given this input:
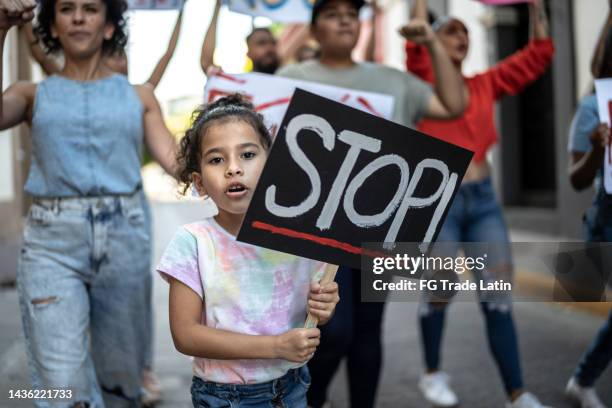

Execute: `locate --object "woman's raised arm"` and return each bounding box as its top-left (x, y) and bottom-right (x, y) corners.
top-left (0, 0), bottom-right (37, 130)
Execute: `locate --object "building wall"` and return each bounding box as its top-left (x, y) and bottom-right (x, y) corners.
top-left (0, 29), bottom-right (30, 283)
top-left (380, 0), bottom-right (409, 70)
top-left (573, 0), bottom-right (608, 99)
top-left (551, 0), bottom-right (582, 238)
top-left (0, 29), bottom-right (16, 205)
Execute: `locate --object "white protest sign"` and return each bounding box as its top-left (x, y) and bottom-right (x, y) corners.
top-left (594, 79), bottom-right (612, 194)
top-left (224, 0), bottom-right (372, 23)
top-left (128, 0), bottom-right (183, 10)
top-left (224, 0), bottom-right (314, 23)
top-left (204, 72), bottom-right (395, 137)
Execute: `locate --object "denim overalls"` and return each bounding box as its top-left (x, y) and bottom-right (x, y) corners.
top-left (17, 74), bottom-right (151, 407)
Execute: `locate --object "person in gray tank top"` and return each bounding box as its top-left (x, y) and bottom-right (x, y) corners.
top-left (0, 1), bottom-right (177, 407)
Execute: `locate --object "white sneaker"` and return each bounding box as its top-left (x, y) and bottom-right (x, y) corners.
top-left (418, 371), bottom-right (459, 407)
top-left (565, 377), bottom-right (608, 408)
top-left (506, 392), bottom-right (553, 408)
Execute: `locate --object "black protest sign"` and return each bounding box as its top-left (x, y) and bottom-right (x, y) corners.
top-left (237, 89), bottom-right (473, 269)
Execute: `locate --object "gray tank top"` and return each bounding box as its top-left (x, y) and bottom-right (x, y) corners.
top-left (25, 74), bottom-right (144, 197)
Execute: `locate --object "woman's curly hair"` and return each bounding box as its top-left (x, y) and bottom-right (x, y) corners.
top-left (34, 0), bottom-right (128, 55)
top-left (177, 94), bottom-right (273, 195)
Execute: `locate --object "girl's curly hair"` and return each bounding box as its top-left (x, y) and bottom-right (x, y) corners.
top-left (34, 0), bottom-right (128, 55)
top-left (177, 94), bottom-right (273, 195)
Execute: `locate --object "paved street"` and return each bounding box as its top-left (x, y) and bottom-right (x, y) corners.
top-left (0, 200), bottom-right (610, 407)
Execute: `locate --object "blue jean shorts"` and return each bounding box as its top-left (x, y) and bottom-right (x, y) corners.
top-left (191, 366), bottom-right (311, 408)
top-left (17, 190), bottom-right (152, 407)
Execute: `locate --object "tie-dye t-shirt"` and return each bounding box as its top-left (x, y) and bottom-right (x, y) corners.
top-left (157, 217), bottom-right (326, 384)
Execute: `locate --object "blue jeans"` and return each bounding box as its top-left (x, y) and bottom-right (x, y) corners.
top-left (191, 366), bottom-right (310, 407)
top-left (17, 191), bottom-right (152, 407)
top-left (583, 192), bottom-right (612, 242)
top-left (306, 266), bottom-right (386, 408)
top-left (574, 192), bottom-right (612, 387)
top-left (419, 178), bottom-right (523, 395)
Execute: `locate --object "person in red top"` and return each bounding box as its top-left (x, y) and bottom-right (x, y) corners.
top-left (405, 1), bottom-right (554, 408)
top-left (406, 7), bottom-right (554, 163)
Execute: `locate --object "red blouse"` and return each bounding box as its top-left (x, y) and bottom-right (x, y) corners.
top-left (405, 39), bottom-right (554, 162)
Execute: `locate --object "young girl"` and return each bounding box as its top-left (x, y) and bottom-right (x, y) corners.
top-left (157, 95), bottom-right (340, 407)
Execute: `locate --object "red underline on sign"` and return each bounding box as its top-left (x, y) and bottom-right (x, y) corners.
top-left (251, 220), bottom-right (387, 258)
top-left (215, 72), bottom-right (246, 84)
top-left (357, 96), bottom-right (383, 117)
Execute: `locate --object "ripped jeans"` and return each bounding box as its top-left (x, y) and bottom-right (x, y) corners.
top-left (17, 190), bottom-right (152, 408)
top-left (418, 178), bottom-right (523, 395)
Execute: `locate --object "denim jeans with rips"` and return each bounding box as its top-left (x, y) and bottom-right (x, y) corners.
top-left (17, 190), bottom-right (152, 408)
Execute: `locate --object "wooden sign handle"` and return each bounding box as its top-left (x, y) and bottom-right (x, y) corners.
top-left (304, 264), bottom-right (339, 328)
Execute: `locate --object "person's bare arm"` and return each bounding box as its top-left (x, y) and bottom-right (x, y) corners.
top-left (569, 124), bottom-right (609, 191)
top-left (364, 0), bottom-right (381, 62)
top-left (591, 0), bottom-right (612, 78)
top-left (200, 0), bottom-right (221, 75)
top-left (399, 20), bottom-right (465, 119)
top-left (0, 80), bottom-right (35, 129)
top-left (529, 0), bottom-right (549, 40)
top-left (145, 1), bottom-right (186, 89)
top-left (168, 277), bottom-right (321, 362)
top-left (278, 24), bottom-right (311, 67)
top-left (0, 0), bottom-right (37, 130)
top-left (20, 22), bottom-right (60, 76)
top-left (136, 85), bottom-right (177, 177)
top-left (411, 0), bottom-right (428, 21)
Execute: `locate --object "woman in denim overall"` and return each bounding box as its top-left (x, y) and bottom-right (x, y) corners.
top-left (566, 15), bottom-right (612, 408)
top-left (0, 1), bottom-right (176, 406)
